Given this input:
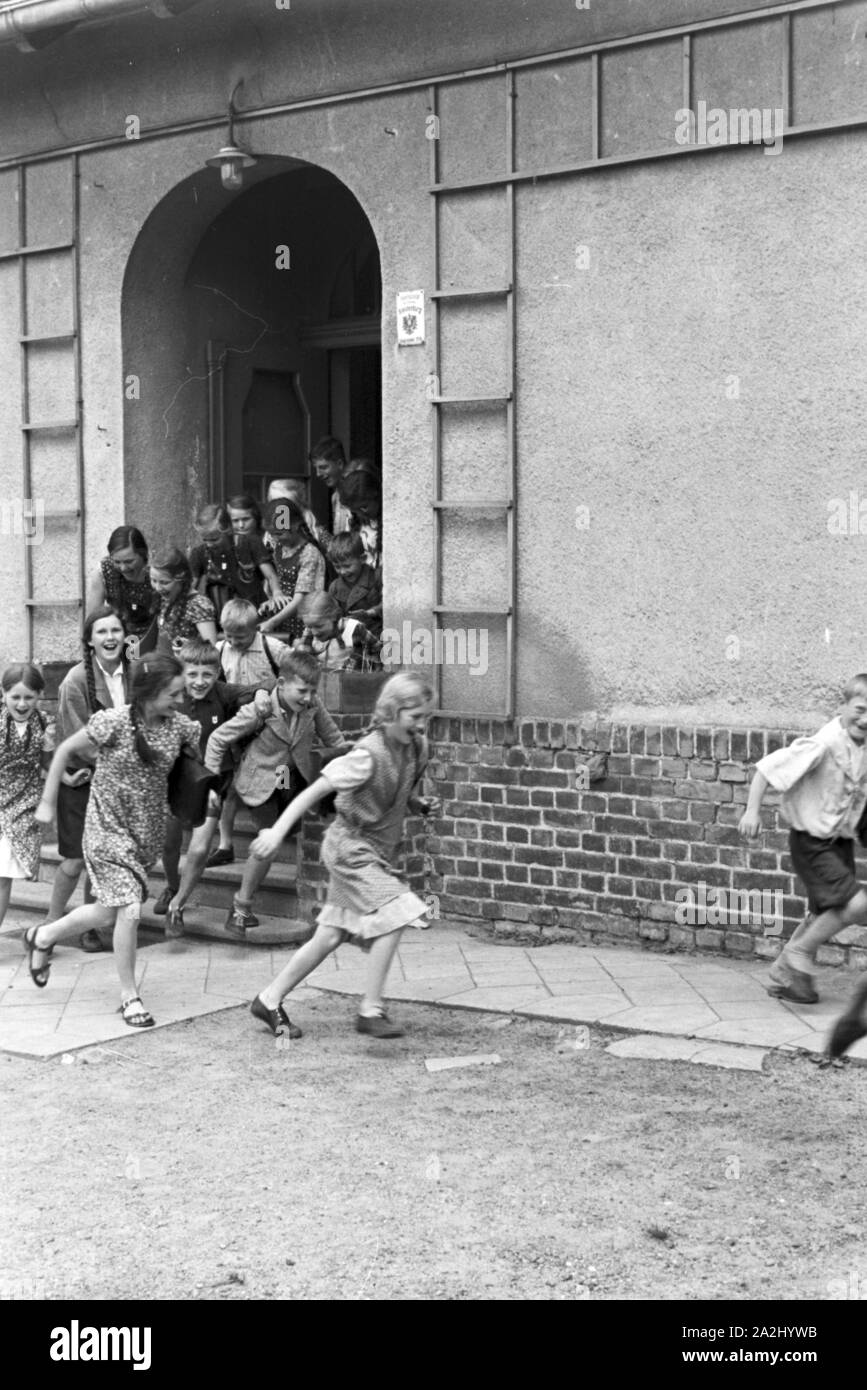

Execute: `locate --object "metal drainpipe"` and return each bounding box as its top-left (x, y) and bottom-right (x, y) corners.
top-left (0, 0), bottom-right (198, 51)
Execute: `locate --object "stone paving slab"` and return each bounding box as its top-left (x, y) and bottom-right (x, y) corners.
top-left (4, 916), bottom-right (867, 1062)
top-left (606, 1035), bottom-right (768, 1072)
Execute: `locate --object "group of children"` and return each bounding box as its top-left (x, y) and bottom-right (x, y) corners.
top-left (2, 636), bottom-right (438, 1037)
top-left (9, 478), bottom-right (867, 1055)
top-left (1, 441), bottom-right (444, 1038)
top-left (83, 438), bottom-right (384, 674)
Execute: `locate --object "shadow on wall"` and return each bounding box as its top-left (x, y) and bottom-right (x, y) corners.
top-left (526, 618), bottom-right (596, 714)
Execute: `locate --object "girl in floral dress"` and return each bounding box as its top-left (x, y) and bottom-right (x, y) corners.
top-left (247, 672), bottom-right (441, 1040)
top-left (149, 546), bottom-right (218, 656)
top-left (0, 664), bottom-right (53, 929)
top-left (29, 655), bottom-right (200, 1028)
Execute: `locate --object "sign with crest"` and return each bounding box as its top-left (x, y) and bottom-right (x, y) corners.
top-left (396, 290), bottom-right (425, 346)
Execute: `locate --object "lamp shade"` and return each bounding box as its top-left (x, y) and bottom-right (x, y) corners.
top-left (205, 143), bottom-right (257, 189)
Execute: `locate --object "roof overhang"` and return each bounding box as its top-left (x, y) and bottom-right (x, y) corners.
top-left (0, 0), bottom-right (201, 52)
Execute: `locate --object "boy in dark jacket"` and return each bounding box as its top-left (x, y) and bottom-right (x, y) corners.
top-left (158, 640), bottom-right (269, 929)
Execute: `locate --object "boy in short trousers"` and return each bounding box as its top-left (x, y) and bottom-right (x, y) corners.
top-left (740, 675), bottom-right (867, 1003)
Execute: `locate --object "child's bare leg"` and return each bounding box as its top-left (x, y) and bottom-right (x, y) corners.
top-left (0, 877), bottom-right (11, 929)
top-left (259, 923), bottom-right (344, 1008)
top-left (170, 818), bottom-right (217, 913)
top-left (161, 817), bottom-right (184, 897)
top-left (36, 902), bottom-right (116, 954)
top-left (45, 859), bottom-right (83, 921)
top-left (235, 851), bottom-right (273, 909)
top-left (788, 912), bottom-right (812, 947)
top-left (787, 890), bottom-right (867, 974)
top-left (359, 928), bottom-right (405, 1015)
top-left (112, 905), bottom-right (139, 999)
top-left (216, 792), bottom-right (237, 854)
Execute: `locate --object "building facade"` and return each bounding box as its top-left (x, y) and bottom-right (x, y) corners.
top-left (2, 0), bottom-right (866, 958)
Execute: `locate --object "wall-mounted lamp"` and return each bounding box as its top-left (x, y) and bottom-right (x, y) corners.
top-left (206, 82), bottom-right (257, 190)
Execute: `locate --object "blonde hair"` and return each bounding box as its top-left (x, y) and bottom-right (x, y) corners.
top-left (267, 478), bottom-right (305, 504)
top-left (220, 598), bottom-right (259, 630)
top-left (300, 591), bottom-right (340, 625)
top-left (370, 672), bottom-right (434, 728)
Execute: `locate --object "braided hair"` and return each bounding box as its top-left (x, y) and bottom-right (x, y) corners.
top-left (2, 662), bottom-right (46, 754)
top-left (81, 605), bottom-right (128, 714)
top-left (128, 653), bottom-right (184, 765)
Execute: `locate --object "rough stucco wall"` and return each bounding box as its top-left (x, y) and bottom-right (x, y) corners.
top-left (77, 130), bottom-right (223, 603)
top-left (516, 134), bottom-right (867, 725)
top-left (0, 250), bottom-right (25, 665)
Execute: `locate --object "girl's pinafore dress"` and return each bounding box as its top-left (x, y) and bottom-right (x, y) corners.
top-left (269, 537), bottom-right (325, 642)
top-left (317, 727), bottom-right (429, 944)
top-left (82, 707), bottom-right (200, 908)
top-left (100, 558), bottom-right (160, 642)
top-left (0, 708), bottom-right (53, 879)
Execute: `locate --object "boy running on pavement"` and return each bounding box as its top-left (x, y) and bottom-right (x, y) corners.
top-left (739, 675), bottom-right (867, 1003)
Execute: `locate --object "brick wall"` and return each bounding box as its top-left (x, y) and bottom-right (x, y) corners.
top-left (297, 714), bottom-right (867, 966)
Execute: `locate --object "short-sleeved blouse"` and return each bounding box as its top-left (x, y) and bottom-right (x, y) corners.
top-left (157, 589), bottom-right (215, 647)
top-left (271, 538), bottom-right (325, 596)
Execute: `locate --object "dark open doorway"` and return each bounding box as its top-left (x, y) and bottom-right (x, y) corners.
top-left (123, 160), bottom-right (381, 538)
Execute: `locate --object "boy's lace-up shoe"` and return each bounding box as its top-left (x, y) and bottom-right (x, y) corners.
top-left (206, 847), bottom-right (235, 869)
top-left (355, 1010), bottom-right (404, 1038)
top-left (224, 902), bottom-right (259, 939)
top-left (768, 953), bottom-right (819, 1005)
top-left (152, 887), bottom-right (174, 916)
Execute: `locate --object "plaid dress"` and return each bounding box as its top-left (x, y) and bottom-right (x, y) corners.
top-left (317, 727), bottom-right (428, 944)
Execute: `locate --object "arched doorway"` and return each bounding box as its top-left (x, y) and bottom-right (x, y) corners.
top-left (121, 160), bottom-right (381, 540)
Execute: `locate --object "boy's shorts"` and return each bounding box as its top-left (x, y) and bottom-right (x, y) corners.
top-left (247, 789), bottom-right (301, 834)
top-left (243, 762), bottom-right (338, 832)
top-left (203, 768), bottom-right (235, 818)
top-left (788, 830), bottom-right (860, 914)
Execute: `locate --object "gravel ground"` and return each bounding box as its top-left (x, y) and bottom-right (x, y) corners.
top-left (3, 993), bottom-right (866, 1302)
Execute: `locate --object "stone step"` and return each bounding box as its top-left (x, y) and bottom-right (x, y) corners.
top-left (211, 812), bottom-right (299, 865)
top-left (8, 875), bottom-right (314, 947)
top-left (148, 860), bottom-right (300, 919)
top-left (38, 841), bottom-right (301, 918)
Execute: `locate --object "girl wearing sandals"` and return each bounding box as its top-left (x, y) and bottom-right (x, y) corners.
top-left (0, 664), bottom-right (54, 930)
top-left (28, 654), bottom-right (200, 1029)
top-left (248, 671), bottom-right (441, 1041)
top-left (47, 606), bottom-right (131, 952)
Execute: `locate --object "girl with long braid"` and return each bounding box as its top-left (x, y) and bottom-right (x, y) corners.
top-left (45, 607), bottom-right (131, 951)
top-left (29, 655), bottom-right (200, 1028)
top-left (0, 664), bottom-right (53, 930)
top-left (248, 671), bottom-right (441, 1041)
